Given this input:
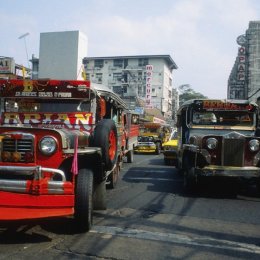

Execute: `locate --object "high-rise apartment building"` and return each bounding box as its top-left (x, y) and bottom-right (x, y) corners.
top-left (83, 55), bottom-right (177, 120)
top-left (247, 21), bottom-right (260, 101)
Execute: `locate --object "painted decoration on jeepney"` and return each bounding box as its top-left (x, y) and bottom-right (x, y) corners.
top-left (194, 100), bottom-right (255, 112)
top-left (0, 79), bottom-right (91, 98)
top-left (2, 112), bottom-right (93, 131)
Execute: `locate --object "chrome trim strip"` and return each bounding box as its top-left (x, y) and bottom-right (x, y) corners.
top-left (0, 166), bottom-right (66, 181)
top-left (0, 179), bottom-right (27, 192)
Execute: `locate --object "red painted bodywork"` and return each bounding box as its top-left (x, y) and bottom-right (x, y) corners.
top-left (0, 191), bottom-right (74, 220)
top-left (0, 79), bottom-right (93, 220)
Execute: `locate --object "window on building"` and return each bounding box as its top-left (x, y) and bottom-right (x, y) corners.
top-left (138, 84), bottom-right (144, 96)
top-left (94, 60), bottom-right (104, 68)
top-left (123, 59), bottom-right (128, 68)
top-left (138, 71), bottom-right (143, 81)
top-left (122, 85), bottom-right (127, 94)
top-left (169, 78), bottom-right (172, 86)
top-left (96, 73), bottom-right (102, 83)
top-left (122, 73), bottom-right (128, 83)
top-left (151, 88), bottom-right (156, 96)
top-left (113, 86), bottom-right (123, 95)
top-left (138, 58), bottom-right (149, 67)
top-left (113, 73), bottom-right (122, 82)
top-left (143, 72), bottom-right (146, 81)
top-left (113, 59), bottom-right (123, 68)
top-left (168, 90), bottom-right (172, 99)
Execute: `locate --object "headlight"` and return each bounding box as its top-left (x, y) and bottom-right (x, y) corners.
top-left (189, 136), bottom-right (197, 145)
top-left (206, 138), bottom-right (218, 150)
top-left (249, 139), bottom-right (260, 152)
top-left (39, 136), bottom-right (57, 155)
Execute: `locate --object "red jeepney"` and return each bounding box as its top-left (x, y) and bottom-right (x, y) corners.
top-left (0, 79), bottom-right (138, 231)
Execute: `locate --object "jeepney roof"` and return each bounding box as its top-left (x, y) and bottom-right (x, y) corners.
top-left (91, 82), bottom-right (128, 110)
top-left (178, 99), bottom-right (258, 114)
top-left (0, 79), bottom-right (128, 110)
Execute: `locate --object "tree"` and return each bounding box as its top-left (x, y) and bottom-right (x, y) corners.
top-left (178, 84), bottom-right (207, 105)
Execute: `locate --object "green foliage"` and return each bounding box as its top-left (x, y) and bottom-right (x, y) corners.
top-left (178, 84), bottom-right (207, 104)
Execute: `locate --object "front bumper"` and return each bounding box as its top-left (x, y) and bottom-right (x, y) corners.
top-left (134, 145), bottom-right (156, 153)
top-left (0, 165), bottom-right (74, 220)
top-left (195, 165), bottom-right (260, 178)
top-left (0, 165), bottom-right (69, 194)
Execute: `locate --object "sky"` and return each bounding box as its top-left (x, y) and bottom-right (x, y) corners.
top-left (1, 0), bottom-right (260, 99)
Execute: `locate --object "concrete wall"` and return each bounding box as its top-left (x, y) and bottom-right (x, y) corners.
top-left (38, 31), bottom-right (87, 80)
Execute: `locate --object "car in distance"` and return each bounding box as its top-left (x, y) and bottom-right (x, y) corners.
top-left (162, 130), bottom-right (178, 166)
top-left (134, 135), bottom-right (160, 154)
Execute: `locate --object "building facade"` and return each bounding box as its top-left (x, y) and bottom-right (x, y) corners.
top-left (228, 21), bottom-right (260, 102)
top-left (0, 56), bottom-right (30, 79)
top-left (171, 87), bottom-right (179, 126)
top-left (247, 21), bottom-right (260, 101)
top-left (83, 55), bottom-right (177, 120)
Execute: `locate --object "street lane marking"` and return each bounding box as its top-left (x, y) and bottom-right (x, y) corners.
top-left (91, 225), bottom-right (260, 255)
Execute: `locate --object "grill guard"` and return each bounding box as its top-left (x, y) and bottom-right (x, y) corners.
top-left (223, 138), bottom-right (244, 167)
top-left (1, 133), bottom-right (34, 163)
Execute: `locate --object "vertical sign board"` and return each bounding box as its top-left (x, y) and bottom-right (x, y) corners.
top-left (0, 57), bottom-right (15, 74)
top-left (237, 46), bottom-right (246, 82)
top-left (146, 65), bottom-right (153, 108)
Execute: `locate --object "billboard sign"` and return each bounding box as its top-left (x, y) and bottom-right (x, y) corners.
top-left (145, 65), bottom-right (153, 108)
top-left (0, 57), bottom-right (15, 74)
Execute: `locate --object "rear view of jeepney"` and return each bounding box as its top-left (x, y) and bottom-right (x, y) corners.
top-left (177, 99), bottom-right (260, 194)
top-left (0, 79), bottom-right (126, 231)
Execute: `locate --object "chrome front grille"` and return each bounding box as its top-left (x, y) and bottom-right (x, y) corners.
top-left (223, 138), bottom-right (244, 166)
top-left (2, 136), bottom-right (34, 162)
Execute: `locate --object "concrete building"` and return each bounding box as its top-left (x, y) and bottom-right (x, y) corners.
top-left (83, 55), bottom-right (177, 121)
top-left (247, 21), bottom-right (260, 101)
top-left (0, 56), bottom-right (30, 79)
top-left (38, 31), bottom-right (87, 80)
top-left (228, 21), bottom-right (260, 101)
top-left (171, 87), bottom-right (179, 126)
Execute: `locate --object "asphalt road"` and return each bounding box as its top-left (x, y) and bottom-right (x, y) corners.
top-left (0, 153), bottom-right (260, 259)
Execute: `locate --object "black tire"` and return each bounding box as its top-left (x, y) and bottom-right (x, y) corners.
top-left (164, 158), bottom-right (169, 165)
top-left (155, 143), bottom-right (161, 155)
top-left (93, 180), bottom-right (107, 210)
top-left (74, 168), bottom-right (93, 232)
top-left (174, 159), bottom-right (179, 168)
top-left (93, 119), bottom-right (118, 171)
top-left (256, 178), bottom-right (260, 197)
top-left (183, 167), bottom-right (197, 194)
top-left (126, 150), bottom-right (134, 163)
top-left (107, 161), bottom-right (119, 189)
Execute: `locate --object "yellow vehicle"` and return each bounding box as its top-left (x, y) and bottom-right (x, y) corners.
top-left (134, 135), bottom-right (160, 154)
top-left (139, 122), bottom-right (171, 152)
top-left (162, 130), bottom-right (178, 165)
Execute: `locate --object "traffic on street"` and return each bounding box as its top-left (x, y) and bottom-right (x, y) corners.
top-left (0, 153), bottom-right (260, 259)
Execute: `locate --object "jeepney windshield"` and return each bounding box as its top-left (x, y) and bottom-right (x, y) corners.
top-left (191, 109), bottom-right (255, 127)
top-left (4, 98), bottom-right (91, 113)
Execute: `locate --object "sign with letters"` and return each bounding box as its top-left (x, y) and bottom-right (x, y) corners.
top-left (0, 57), bottom-right (15, 74)
top-left (145, 65), bottom-right (153, 108)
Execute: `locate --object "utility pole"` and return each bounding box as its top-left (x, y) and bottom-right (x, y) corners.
top-left (18, 32), bottom-right (30, 69)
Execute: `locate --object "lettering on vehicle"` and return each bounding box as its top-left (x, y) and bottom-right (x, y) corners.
top-left (3, 112), bottom-right (93, 131)
top-left (202, 101), bottom-right (253, 111)
top-left (14, 92), bottom-right (72, 98)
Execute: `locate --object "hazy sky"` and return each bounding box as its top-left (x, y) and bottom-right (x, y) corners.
top-left (1, 0), bottom-right (260, 98)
